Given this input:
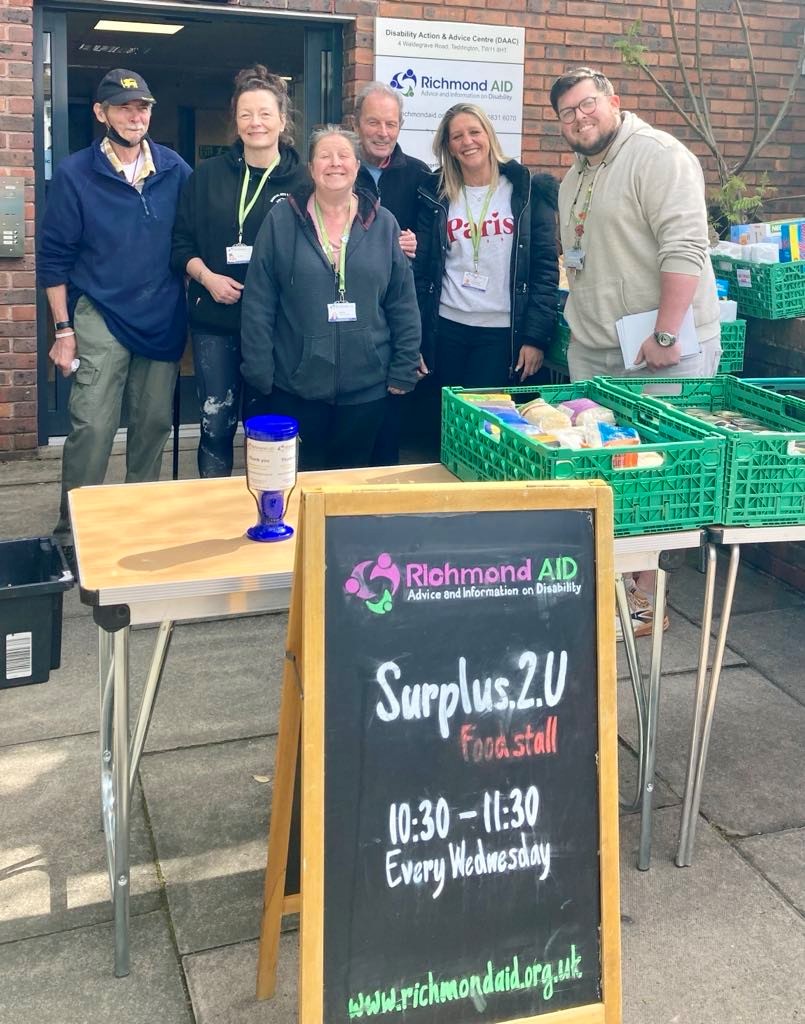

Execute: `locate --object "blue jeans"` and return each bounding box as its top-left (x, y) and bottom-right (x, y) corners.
top-left (191, 330), bottom-right (242, 478)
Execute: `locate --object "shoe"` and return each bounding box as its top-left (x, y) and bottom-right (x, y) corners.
top-left (615, 581), bottom-right (670, 641)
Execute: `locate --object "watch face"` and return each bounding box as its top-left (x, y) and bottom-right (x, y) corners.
top-left (655, 331), bottom-right (676, 348)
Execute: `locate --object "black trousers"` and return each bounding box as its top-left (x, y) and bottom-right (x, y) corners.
top-left (435, 316), bottom-right (513, 390)
top-left (249, 387), bottom-right (387, 472)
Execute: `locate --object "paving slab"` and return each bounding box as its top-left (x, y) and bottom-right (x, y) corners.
top-left (0, 910), bottom-right (192, 1024)
top-left (0, 733), bottom-right (160, 943)
top-left (618, 666), bottom-right (805, 837)
top-left (668, 549), bottom-right (804, 624)
top-left (615, 613), bottom-right (745, 681)
top-left (618, 741), bottom-right (679, 816)
top-left (141, 612), bottom-right (286, 752)
top-left (185, 933), bottom-right (298, 1024)
top-left (736, 827), bottom-right (805, 915)
top-left (0, 481), bottom-right (61, 539)
top-left (0, 612), bottom-right (285, 750)
top-left (139, 735), bottom-right (276, 955)
top-left (620, 806), bottom-right (805, 1023)
top-left (710, 605), bottom-right (805, 705)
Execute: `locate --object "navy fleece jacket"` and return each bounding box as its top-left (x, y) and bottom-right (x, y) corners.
top-left (37, 138), bottom-right (191, 361)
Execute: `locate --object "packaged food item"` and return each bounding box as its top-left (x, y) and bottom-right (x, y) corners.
top-left (556, 398), bottom-right (617, 427)
top-left (552, 427), bottom-right (589, 450)
top-left (517, 428), bottom-right (562, 448)
top-left (584, 421), bottom-right (641, 449)
top-left (461, 393), bottom-right (516, 406)
top-left (635, 451), bottom-right (664, 469)
top-left (519, 399), bottom-right (573, 432)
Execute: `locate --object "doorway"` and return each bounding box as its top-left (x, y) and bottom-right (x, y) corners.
top-left (34, 2), bottom-right (344, 441)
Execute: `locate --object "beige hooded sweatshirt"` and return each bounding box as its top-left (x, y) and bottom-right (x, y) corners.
top-left (558, 111), bottom-right (720, 353)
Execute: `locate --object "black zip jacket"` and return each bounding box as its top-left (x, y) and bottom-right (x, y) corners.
top-left (240, 184), bottom-right (421, 405)
top-left (355, 143), bottom-right (431, 233)
top-left (413, 161), bottom-right (559, 369)
top-left (170, 140), bottom-right (310, 334)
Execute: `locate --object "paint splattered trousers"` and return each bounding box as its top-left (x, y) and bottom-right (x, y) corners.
top-left (191, 330), bottom-right (242, 478)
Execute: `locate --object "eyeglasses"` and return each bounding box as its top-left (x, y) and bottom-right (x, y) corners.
top-left (557, 95), bottom-right (599, 124)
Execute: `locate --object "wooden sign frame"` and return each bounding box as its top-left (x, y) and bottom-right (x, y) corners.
top-left (257, 480), bottom-right (621, 1024)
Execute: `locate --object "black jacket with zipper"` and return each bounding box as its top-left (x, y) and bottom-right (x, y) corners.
top-left (355, 143), bottom-right (431, 234)
top-left (413, 161), bottom-right (559, 369)
top-left (240, 184), bottom-right (421, 406)
top-left (170, 140), bottom-right (310, 335)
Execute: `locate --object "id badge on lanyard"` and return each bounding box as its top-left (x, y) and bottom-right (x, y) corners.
top-left (226, 244), bottom-right (252, 265)
top-left (327, 300), bottom-right (357, 322)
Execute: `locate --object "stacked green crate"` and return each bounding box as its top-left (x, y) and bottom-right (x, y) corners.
top-left (544, 319), bottom-right (570, 376)
top-left (719, 319), bottom-right (746, 373)
top-left (710, 255), bottom-right (805, 319)
top-left (599, 375), bottom-right (805, 525)
top-left (441, 381), bottom-right (724, 536)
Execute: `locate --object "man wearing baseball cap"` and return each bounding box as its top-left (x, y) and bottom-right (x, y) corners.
top-left (37, 69), bottom-right (191, 560)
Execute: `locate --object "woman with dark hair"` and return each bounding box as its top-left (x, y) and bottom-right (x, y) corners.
top-left (414, 102), bottom-right (559, 392)
top-left (171, 65), bottom-right (309, 477)
top-left (240, 126), bottom-right (422, 471)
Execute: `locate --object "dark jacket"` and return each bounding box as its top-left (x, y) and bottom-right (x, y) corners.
top-left (355, 143), bottom-right (431, 234)
top-left (170, 141), bottom-right (310, 334)
top-left (240, 184), bottom-right (421, 406)
top-left (37, 138), bottom-right (191, 361)
top-left (413, 161), bottom-right (559, 369)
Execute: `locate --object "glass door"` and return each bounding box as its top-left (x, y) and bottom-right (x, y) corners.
top-left (34, 8), bottom-right (70, 440)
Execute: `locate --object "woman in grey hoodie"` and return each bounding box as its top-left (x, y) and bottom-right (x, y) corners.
top-left (240, 126), bottom-right (422, 471)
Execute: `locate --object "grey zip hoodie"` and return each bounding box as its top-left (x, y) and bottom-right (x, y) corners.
top-left (558, 111), bottom-right (720, 352)
top-left (241, 185), bottom-right (421, 405)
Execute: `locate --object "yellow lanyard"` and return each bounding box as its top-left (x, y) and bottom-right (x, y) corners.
top-left (237, 155), bottom-right (279, 243)
top-left (314, 197), bottom-right (353, 300)
top-left (463, 184), bottom-right (495, 271)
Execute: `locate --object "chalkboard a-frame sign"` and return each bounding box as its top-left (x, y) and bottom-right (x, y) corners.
top-left (257, 480), bottom-right (621, 1024)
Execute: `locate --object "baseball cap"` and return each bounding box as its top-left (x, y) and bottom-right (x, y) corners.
top-left (96, 69), bottom-right (156, 106)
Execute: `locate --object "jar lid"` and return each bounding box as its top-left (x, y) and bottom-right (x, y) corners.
top-left (245, 415), bottom-right (299, 441)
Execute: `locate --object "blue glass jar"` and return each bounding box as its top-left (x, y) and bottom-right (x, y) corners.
top-left (244, 415), bottom-right (299, 542)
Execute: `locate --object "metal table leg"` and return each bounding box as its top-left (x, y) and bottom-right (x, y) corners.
top-left (676, 543), bottom-right (741, 866)
top-left (637, 567), bottom-right (668, 871)
top-left (129, 621), bottom-right (174, 795)
top-left (95, 607), bottom-right (175, 976)
top-left (616, 574), bottom-right (647, 815)
top-left (676, 542), bottom-right (718, 866)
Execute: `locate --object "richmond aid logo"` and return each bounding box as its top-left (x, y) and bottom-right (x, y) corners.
top-left (390, 68), bottom-right (416, 97)
top-left (344, 553), bottom-right (401, 615)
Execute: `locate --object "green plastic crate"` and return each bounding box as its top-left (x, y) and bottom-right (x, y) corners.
top-left (718, 319), bottom-right (746, 374)
top-left (544, 321), bottom-right (570, 376)
top-left (598, 375), bottom-right (805, 525)
top-left (441, 381), bottom-right (724, 536)
top-left (710, 255), bottom-right (805, 319)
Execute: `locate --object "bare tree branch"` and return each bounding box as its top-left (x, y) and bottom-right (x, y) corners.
top-left (730, 0), bottom-right (761, 177)
top-left (693, 0), bottom-right (719, 160)
top-left (743, 34), bottom-right (805, 168)
top-left (639, 62), bottom-right (727, 177)
top-left (667, 0), bottom-right (704, 127)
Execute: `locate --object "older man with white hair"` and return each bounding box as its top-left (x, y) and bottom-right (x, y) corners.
top-left (354, 81), bottom-right (431, 464)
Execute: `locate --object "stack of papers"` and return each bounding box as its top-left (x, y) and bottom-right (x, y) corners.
top-left (615, 307), bottom-right (701, 370)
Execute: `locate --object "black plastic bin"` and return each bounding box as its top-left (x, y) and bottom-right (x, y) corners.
top-left (0, 538), bottom-right (74, 688)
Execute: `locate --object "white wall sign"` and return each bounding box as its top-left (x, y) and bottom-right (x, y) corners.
top-left (374, 17), bottom-right (525, 169)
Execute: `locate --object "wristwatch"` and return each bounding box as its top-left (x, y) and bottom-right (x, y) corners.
top-left (653, 330), bottom-right (677, 348)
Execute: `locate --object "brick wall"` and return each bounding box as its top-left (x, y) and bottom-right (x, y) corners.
top-left (0, 0), bottom-right (34, 458)
top-left (0, 0), bottom-right (803, 457)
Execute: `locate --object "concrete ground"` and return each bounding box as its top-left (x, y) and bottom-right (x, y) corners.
top-left (0, 437), bottom-right (803, 1023)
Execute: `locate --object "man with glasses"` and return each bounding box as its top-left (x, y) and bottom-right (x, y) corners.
top-left (549, 67), bottom-right (721, 638)
top-left (37, 69), bottom-right (190, 565)
top-left (354, 81), bottom-right (431, 464)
